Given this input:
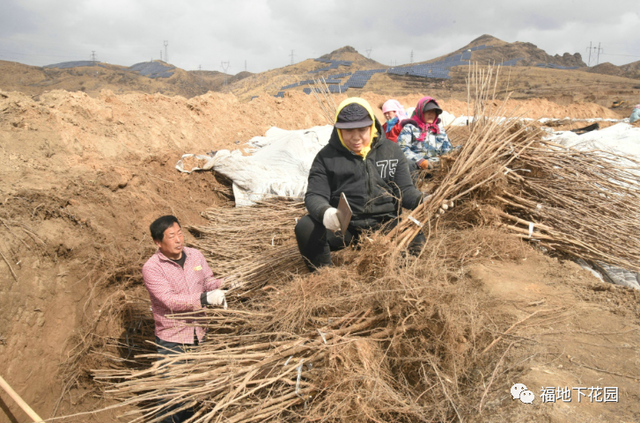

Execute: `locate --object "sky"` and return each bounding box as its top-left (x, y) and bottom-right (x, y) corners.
top-left (1, 0), bottom-right (639, 74)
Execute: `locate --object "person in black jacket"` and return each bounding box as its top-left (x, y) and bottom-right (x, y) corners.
top-left (295, 97), bottom-right (427, 270)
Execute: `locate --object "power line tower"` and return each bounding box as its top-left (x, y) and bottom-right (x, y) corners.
top-left (90, 51), bottom-right (97, 64)
top-left (410, 50), bottom-right (413, 64)
top-left (586, 42), bottom-right (603, 67)
top-left (164, 40), bottom-right (169, 63)
top-left (290, 50), bottom-right (295, 65)
top-left (221, 61), bottom-right (230, 87)
top-left (366, 48), bottom-right (372, 59)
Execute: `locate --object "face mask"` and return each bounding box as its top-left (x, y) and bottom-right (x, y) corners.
top-left (385, 117), bottom-right (398, 132)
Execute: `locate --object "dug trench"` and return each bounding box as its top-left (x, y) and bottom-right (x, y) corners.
top-left (0, 89), bottom-right (639, 422)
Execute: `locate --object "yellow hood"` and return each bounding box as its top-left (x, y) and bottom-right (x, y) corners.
top-left (334, 97), bottom-right (378, 158)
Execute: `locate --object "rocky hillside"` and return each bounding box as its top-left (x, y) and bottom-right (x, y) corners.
top-left (427, 34), bottom-right (586, 68)
top-left (1, 35), bottom-right (638, 106)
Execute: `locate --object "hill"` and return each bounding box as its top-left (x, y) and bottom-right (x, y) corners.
top-left (226, 36), bottom-right (637, 112)
top-left (425, 34), bottom-right (586, 68)
top-left (0, 59), bottom-right (252, 98)
top-left (620, 60), bottom-right (640, 80)
top-left (0, 36), bottom-right (639, 115)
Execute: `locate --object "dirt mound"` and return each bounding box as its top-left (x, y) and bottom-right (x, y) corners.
top-left (0, 89), bottom-right (332, 162)
top-left (358, 93), bottom-right (621, 121)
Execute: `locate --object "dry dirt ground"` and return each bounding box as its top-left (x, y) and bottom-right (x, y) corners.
top-left (0, 89), bottom-right (639, 422)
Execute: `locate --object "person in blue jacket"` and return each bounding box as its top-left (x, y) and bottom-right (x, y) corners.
top-left (397, 96), bottom-right (454, 172)
top-left (630, 104), bottom-right (640, 123)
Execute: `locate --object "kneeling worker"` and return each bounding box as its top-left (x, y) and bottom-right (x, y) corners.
top-left (295, 98), bottom-right (427, 270)
top-left (142, 215), bottom-right (227, 422)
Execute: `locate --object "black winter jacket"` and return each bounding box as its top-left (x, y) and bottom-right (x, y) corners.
top-left (305, 120), bottom-right (424, 230)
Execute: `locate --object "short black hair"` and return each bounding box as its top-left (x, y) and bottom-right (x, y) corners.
top-left (150, 215), bottom-right (181, 242)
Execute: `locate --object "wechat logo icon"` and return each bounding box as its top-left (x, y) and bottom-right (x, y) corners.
top-left (511, 383), bottom-right (535, 404)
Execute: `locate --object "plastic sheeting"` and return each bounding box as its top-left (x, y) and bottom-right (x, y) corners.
top-left (547, 122), bottom-right (640, 159)
top-left (176, 125), bottom-right (333, 206)
top-left (546, 123), bottom-right (640, 289)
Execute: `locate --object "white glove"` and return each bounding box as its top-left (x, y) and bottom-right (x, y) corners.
top-left (322, 207), bottom-right (341, 232)
top-left (206, 289), bottom-right (226, 307)
top-left (438, 200), bottom-right (454, 215)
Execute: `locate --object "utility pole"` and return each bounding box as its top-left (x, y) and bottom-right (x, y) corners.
top-left (586, 42), bottom-right (603, 66)
top-left (366, 48), bottom-right (372, 59)
top-left (164, 40), bottom-right (169, 64)
top-left (410, 50), bottom-right (413, 64)
top-left (290, 50), bottom-right (295, 65)
top-left (221, 61), bottom-right (230, 87)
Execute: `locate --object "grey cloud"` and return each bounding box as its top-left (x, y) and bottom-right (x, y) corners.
top-left (0, 0), bottom-right (638, 72)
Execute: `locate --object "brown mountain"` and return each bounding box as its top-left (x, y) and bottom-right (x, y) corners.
top-left (620, 60), bottom-right (640, 80)
top-left (581, 59), bottom-right (640, 82)
top-left (424, 34), bottom-right (586, 68)
top-left (1, 36), bottom-right (638, 108)
top-left (0, 59), bottom-right (251, 98)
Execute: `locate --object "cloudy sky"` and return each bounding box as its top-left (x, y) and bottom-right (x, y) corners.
top-left (1, 0), bottom-right (638, 73)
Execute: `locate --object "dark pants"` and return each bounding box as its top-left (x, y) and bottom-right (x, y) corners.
top-left (156, 336), bottom-right (198, 423)
top-left (294, 215), bottom-right (426, 271)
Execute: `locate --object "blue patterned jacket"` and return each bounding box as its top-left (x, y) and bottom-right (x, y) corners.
top-left (397, 121), bottom-right (453, 167)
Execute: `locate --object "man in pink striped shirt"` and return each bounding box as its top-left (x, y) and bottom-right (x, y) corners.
top-left (142, 215), bottom-right (226, 422)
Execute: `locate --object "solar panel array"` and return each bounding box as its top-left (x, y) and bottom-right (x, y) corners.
top-left (275, 45), bottom-right (573, 98)
top-left (129, 62), bottom-right (176, 78)
top-left (44, 61), bottom-right (105, 69)
top-left (535, 63), bottom-right (579, 70)
top-left (279, 73), bottom-right (350, 91)
top-left (303, 86), bottom-right (346, 94)
top-left (388, 64), bottom-right (451, 79)
top-left (342, 69), bottom-right (387, 88)
top-left (309, 59), bottom-right (353, 73)
top-left (280, 82), bottom-right (300, 90)
top-left (502, 58), bottom-right (524, 66)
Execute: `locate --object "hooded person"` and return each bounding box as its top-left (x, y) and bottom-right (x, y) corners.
top-left (294, 97), bottom-right (427, 270)
top-left (630, 104), bottom-right (640, 124)
top-left (381, 99), bottom-right (408, 142)
top-left (397, 96), bottom-right (454, 171)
